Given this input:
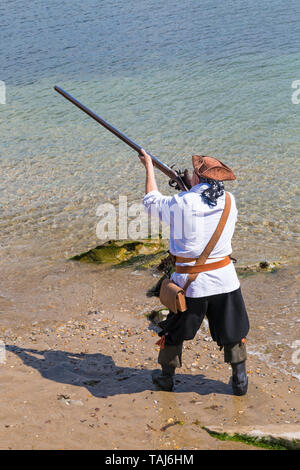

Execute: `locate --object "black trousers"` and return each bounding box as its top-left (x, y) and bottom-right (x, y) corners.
top-left (158, 287), bottom-right (250, 348)
top-left (157, 287), bottom-right (250, 367)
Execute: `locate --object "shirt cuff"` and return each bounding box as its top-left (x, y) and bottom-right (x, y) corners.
top-left (142, 190), bottom-right (163, 209)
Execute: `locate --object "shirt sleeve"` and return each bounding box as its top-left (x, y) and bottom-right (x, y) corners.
top-left (143, 190), bottom-right (173, 225)
top-left (228, 192), bottom-right (238, 222)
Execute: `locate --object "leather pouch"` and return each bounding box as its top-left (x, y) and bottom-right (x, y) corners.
top-left (159, 278), bottom-right (187, 314)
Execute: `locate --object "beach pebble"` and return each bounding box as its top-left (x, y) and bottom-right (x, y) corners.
top-left (70, 400), bottom-right (84, 406)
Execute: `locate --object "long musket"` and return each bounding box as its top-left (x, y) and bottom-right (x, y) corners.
top-left (54, 86), bottom-right (189, 191)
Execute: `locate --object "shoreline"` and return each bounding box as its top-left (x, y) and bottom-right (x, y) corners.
top-left (0, 247), bottom-right (299, 449)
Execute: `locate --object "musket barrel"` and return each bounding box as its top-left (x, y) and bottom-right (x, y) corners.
top-left (54, 86), bottom-right (187, 191)
top-left (54, 86), bottom-right (142, 153)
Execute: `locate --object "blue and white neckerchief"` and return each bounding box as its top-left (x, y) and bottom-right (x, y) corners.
top-left (201, 177), bottom-right (225, 207)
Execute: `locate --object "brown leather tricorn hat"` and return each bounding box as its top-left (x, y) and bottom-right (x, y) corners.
top-left (192, 155), bottom-right (236, 181)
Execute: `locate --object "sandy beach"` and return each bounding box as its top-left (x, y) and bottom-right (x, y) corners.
top-left (0, 256), bottom-right (299, 450)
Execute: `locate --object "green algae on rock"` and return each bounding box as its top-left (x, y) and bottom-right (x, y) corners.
top-left (146, 307), bottom-right (169, 324)
top-left (70, 239), bottom-right (168, 269)
top-left (236, 261), bottom-right (281, 278)
top-left (202, 425), bottom-right (300, 450)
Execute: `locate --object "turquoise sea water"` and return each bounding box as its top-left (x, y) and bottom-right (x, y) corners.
top-left (0, 0), bottom-right (300, 265)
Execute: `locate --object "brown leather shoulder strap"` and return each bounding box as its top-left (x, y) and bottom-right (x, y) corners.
top-left (183, 192), bottom-right (231, 291)
top-left (196, 192), bottom-right (231, 265)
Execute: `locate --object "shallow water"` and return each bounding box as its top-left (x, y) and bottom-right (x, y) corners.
top-left (0, 0), bottom-right (300, 269)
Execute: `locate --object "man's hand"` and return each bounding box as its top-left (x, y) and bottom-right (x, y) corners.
top-left (138, 148), bottom-right (153, 168)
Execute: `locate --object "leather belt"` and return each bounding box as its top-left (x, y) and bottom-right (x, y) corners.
top-left (175, 255), bottom-right (231, 274)
top-left (175, 255), bottom-right (223, 263)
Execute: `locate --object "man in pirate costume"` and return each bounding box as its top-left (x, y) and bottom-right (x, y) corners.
top-left (139, 149), bottom-right (250, 396)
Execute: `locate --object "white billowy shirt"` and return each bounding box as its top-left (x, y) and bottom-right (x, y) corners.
top-left (143, 183), bottom-right (240, 298)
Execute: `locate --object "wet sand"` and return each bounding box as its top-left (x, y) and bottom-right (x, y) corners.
top-left (0, 259), bottom-right (299, 450)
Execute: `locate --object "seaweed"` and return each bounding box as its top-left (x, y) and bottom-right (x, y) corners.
top-left (70, 239), bottom-right (168, 268)
top-left (202, 427), bottom-right (295, 450)
top-left (236, 260), bottom-right (281, 278)
top-left (145, 307), bottom-right (169, 324)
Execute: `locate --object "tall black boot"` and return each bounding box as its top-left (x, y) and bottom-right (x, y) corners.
top-left (223, 341), bottom-right (248, 396)
top-left (152, 343), bottom-right (182, 391)
top-left (231, 360), bottom-right (248, 396)
top-left (152, 366), bottom-right (175, 391)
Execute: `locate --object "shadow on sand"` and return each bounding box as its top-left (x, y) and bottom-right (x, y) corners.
top-left (6, 345), bottom-right (233, 397)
